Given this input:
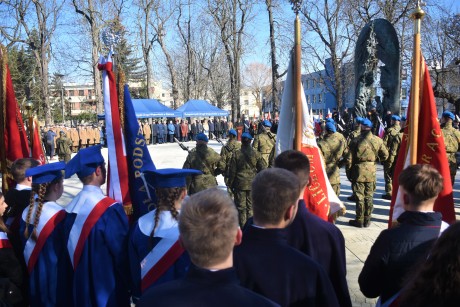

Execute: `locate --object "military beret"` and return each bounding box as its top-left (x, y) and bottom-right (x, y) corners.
top-left (262, 120), bottom-right (272, 127)
top-left (442, 111), bottom-right (455, 120)
top-left (325, 122), bottom-right (336, 133)
top-left (401, 116), bottom-right (407, 121)
top-left (361, 118), bottom-right (373, 128)
top-left (355, 117), bottom-right (364, 124)
top-left (326, 118), bottom-right (335, 123)
top-left (196, 133), bottom-right (208, 142)
top-left (228, 129), bottom-right (237, 137)
top-left (242, 132), bottom-right (253, 140)
top-left (391, 115), bottom-right (401, 121)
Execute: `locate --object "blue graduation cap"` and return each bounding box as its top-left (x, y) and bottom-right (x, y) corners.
top-left (26, 162), bottom-right (66, 184)
top-left (65, 145), bottom-right (105, 179)
top-left (144, 168), bottom-right (202, 188)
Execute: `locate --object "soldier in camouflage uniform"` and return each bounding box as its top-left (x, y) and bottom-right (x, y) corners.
top-left (382, 115), bottom-right (402, 200)
top-left (318, 121), bottom-right (347, 196)
top-left (228, 132), bottom-right (267, 226)
top-left (183, 133), bottom-right (221, 194)
top-left (441, 111), bottom-right (460, 186)
top-left (345, 119), bottom-right (389, 228)
top-left (217, 129), bottom-right (241, 199)
top-left (345, 117), bottom-right (364, 201)
top-left (56, 130), bottom-right (73, 162)
top-left (252, 120), bottom-right (276, 166)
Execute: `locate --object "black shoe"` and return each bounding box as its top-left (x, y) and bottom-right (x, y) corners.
top-left (348, 219), bottom-right (363, 228)
top-left (381, 194), bottom-right (392, 200)
top-left (363, 219), bottom-right (371, 227)
top-left (347, 195), bottom-right (356, 201)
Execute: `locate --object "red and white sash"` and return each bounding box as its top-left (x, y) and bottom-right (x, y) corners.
top-left (138, 211), bottom-right (185, 292)
top-left (22, 202), bottom-right (66, 273)
top-left (0, 232), bottom-right (12, 248)
top-left (67, 196), bottom-right (116, 269)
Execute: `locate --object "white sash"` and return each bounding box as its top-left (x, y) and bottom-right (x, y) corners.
top-left (23, 202), bottom-right (64, 266)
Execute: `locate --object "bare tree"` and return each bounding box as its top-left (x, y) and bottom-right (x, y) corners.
top-left (150, 1), bottom-right (180, 108)
top-left (0, 0), bottom-right (64, 126)
top-left (71, 0), bottom-right (106, 115)
top-left (135, 0), bottom-right (158, 99)
top-left (243, 62), bottom-right (271, 111)
top-left (207, 0), bottom-right (254, 122)
top-left (301, 0), bottom-right (352, 111)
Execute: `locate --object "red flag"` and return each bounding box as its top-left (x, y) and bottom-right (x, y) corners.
top-left (0, 46), bottom-right (30, 192)
top-left (389, 60), bottom-right (456, 226)
top-left (31, 119), bottom-right (46, 165)
top-left (98, 54), bottom-right (132, 217)
top-left (276, 54), bottom-right (344, 221)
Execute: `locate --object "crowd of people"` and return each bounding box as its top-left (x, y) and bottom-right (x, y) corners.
top-left (0, 108), bottom-right (458, 306)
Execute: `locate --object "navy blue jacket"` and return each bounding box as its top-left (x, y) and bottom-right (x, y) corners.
top-left (245, 201), bottom-right (350, 307)
top-left (359, 211), bottom-right (443, 303)
top-left (234, 226), bottom-right (339, 307)
top-left (138, 264), bottom-right (278, 307)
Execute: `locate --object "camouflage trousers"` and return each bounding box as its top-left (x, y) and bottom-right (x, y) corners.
top-left (449, 161), bottom-right (457, 188)
top-left (58, 154), bottom-right (71, 163)
top-left (383, 161), bottom-right (396, 194)
top-left (331, 184), bottom-right (340, 197)
top-left (234, 190), bottom-right (252, 227)
top-left (352, 181), bottom-right (376, 222)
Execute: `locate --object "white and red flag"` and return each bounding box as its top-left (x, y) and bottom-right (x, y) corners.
top-left (98, 54), bottom-right (132, 216)
top-left (276, 55), bottom-right (344, 221)
top-left (388, 59), bottom-right (456, 226)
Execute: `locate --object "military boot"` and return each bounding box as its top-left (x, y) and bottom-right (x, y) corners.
top-left (347, 194), bottom-right (357, 201)
top-left (348, 219), bottom-right (363, 228)
top-left (381, 193), bottom-right (392, 200)
top-left (363, 217), bottom-right (371, 228)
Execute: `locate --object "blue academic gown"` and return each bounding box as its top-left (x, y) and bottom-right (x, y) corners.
top-left (66, 185), bottom-right (130, 307)
top-left (234, 225), bottom-right (339, 307)
top-left (129, 210), bottom-right (190, 303)
top-left (20, 201), bottom-right (74, 307)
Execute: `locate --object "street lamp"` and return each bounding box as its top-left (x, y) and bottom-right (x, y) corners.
top-left (55, 73), bottom-right (65, 123)
top-left (24, 101), bottom-right (34, 157)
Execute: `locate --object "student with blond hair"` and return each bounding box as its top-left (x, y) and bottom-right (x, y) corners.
top-left (138, 188), bottom-right (277, 307)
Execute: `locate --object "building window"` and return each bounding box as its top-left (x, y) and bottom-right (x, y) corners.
top-left (170, 102), bottom-right (173, 108)
top-left (79, 90), bottom-right (84, 96)
top-left (162, 93), bottom-right (165, 97)
top-left (313, 80), bottom-right (316, 88)
top-left (401, 88), bottom-right (407, 100)
top-left (88, 89), bottom-right (92, 97)
top-left (244, 92), bottom-right (248, 96)
top-left (70, 90), bottom-right (75, 96)
top-left (244, 100), bottom-right (249, 105)
top-left (306, 95), bottom-right (309, 104)
top-left (318, 93), bottom-right (322, 102)
top-left (312, 95), bottom-right (316, 103)
top-left (305, 80), bottom-right (309, 89)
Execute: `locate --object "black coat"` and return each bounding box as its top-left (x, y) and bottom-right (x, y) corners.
top-left (151, 123), bottom-right (158, 136)
top-left (137, 264), bottom-right (278, 307)
top-left (359, 211), bottom-right (443, 303)
top-left (0, 232), bottom-right (24, 306)
top-left (234, 226), bottom-right (339, 307)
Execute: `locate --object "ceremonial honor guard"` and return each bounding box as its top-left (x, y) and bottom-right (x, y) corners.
top-left (128, 168), bottom-right (201, 303)
top-left (20, 162), bottom-right (73, 306)
top-left (64, 146), bottom-right (130, 307)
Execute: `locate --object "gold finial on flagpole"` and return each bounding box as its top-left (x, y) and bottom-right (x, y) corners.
top-left (408, 0), bottom-right (425, 165)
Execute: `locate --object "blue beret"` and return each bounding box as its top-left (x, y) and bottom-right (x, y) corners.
top-left (262, 120), bottom-right (272, 127)
top-left (26, 162), bottom-right (65, 184)
top-left (242, 132), bottom-right (253, 140)
top-left (325, 122), bottom-right (336, 133)
top-left (65, 145), bottom-right (105, 179)
top-left (326, 118), bottom-right (335, 123)
top-left (228, 129), bottom-right (237, 137)
top-left (144, 168), bottom-right (202, 188)
top-left (391, 115), bottom-right (401, 121)
top-left (401, 116), bottom-right (407, 121)
top-left (442, 111), bottom-right (455, 120)
top-left (196, 133), bottom-right (208, 142)
top-left (361, 118), bottom-right (373, 128)
top-left (355, 117), bottom-right (364, 124)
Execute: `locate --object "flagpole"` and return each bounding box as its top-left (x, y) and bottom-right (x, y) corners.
top-left (409, 1), bottom-right (425, 164)
top-left (293, 2), bottom-right (302, 151)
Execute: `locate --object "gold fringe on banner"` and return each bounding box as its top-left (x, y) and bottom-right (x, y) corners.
top-left (117, 69), bottom-right (126, 131)
top-left (0, 45), bottom-right (9, 192)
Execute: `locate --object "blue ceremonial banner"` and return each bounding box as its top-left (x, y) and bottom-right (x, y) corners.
top-left (123, 85), bottom-right (157, 219)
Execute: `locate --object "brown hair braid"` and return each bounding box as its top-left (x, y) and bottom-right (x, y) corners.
top-left (24, 183), bottom-right (50, 240)
top-left (150, 187), bottom-right (186, 241)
